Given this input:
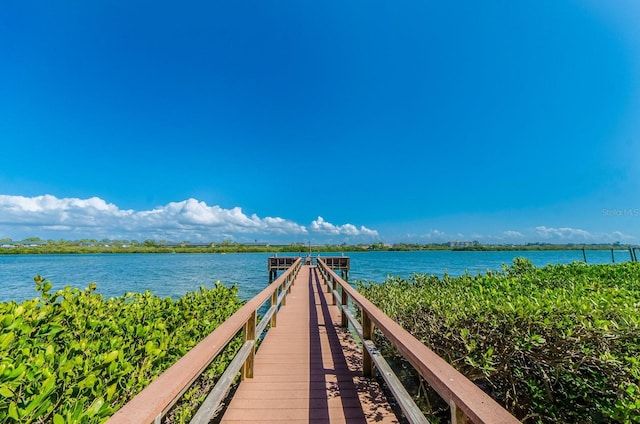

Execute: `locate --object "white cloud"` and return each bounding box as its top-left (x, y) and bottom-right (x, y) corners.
top-left (601, 230), bottom-right (637, 243)
top-left (420, 229), bottom-right (448, 241)
top-left (0, 195), bottom-right (128, 227)
top-left (310, 216), bottom-right (379, 238)
top-left (0, 195), bottom-right (381, 242)
top-left (534, 226), bottom-right (639, 243)
top-left (535, 226), bottom-right (592, 240)
top-left (2, 195), bottom-right (635, 244)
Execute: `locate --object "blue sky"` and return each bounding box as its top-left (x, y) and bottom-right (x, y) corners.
top-left (1, 1), bottom-right (639, 244)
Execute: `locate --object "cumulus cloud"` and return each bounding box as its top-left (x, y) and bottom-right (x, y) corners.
top-left (535, 226), bottom-right (592, 240)
top-left (134, 199), bottom-right (306, 235)
top-left (310, 216), bottom-right (379, 238)
top-left (503, 230), bottom-right (524, 238)
top-left (533, 226), bottom-right (639, 243)
top-left (0, 195), bottom-right (128, 227)
top-left (0, 195), bottom-right (380, 242)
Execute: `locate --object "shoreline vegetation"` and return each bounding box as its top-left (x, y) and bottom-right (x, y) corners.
top-left (0, 278), bottom-right (244, 423)
top-left (357, 259), bottom-right (640, 422)
top-left (0, 256), bottom-right (638, 421)
top-left (0, 237), bottom-right (637, 255)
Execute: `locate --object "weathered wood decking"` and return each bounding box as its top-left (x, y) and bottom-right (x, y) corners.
top-left (220, 265), bottom-right (399, 424)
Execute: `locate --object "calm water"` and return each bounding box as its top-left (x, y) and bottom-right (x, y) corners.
top-left (0, 250), bottom-right (631, 303)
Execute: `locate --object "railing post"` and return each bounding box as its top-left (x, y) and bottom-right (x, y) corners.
top-left (331, 277), bottom-right (337, 305)
top-left (362, 310), bottom-right (374, 377)
top-left (270, 290), bottom-right (277, 328)
top-left (281, 280), bottom-right (287, 307)
top-left (341, 288), bottom-right (348, 328)
top-left (450, 400), bottom-right (471, 424)
top-left (242, 311), bottom-right (256, 380)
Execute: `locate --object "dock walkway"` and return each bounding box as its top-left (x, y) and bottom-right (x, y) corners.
top-left (220, 265), bottom-right (399, 424)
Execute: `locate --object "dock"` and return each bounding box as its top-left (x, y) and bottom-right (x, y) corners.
top-left (107, 257), bottom-right (519, 424)
top-left (221, 265), bottom-right (397, 423)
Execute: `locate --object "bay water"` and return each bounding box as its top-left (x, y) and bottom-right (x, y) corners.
top-left (0, 250), bottom-right (631, 303)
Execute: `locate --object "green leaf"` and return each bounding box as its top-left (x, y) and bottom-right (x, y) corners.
top-left (7, 401), bottom-right (18, 420)
top-left (53, 414), bottom-right (65, 424)
top-left (104, 350), bottom-right (118, 364)
top-left (0, 332), bottom-right (15, 349)
top-left (106, 383), bottom-right (117, 401)
top-left (46, 324), bottom-right (63, 336)
top-left (6, 364), bottom-right (25, 380)
top-left (0, 386), bottom-right (14, 397)
top-left (41, 374), bottom-right (56, 395)
top-left (80, 373), bottom-right (96, 389)
top-left (86, 397), bottom-right (104, 417)
top-left (1, 314), bottom-right (14, 327)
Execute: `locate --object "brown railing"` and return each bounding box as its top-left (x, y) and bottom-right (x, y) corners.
top-left (316, 258), bottom-right (519, 424)
top-left (107, 258), bottom-right (302, 424)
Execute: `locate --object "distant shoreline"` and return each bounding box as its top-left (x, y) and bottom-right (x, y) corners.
top-left (0, 241), bottom-right (637, 255)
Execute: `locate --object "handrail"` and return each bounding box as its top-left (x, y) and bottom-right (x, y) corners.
top-left (107, 258), bottom-right (302, 424)
top-left (316, 258), bottom-right (519, 424)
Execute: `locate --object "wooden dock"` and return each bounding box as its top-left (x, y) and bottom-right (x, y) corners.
top-left (108, 258), bottom-right (519, 424)
top-left (221, 265), bottom-right (399, 423)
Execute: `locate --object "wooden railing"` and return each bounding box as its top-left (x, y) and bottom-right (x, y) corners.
top-left (316, 258), bottom-right (519, 424)
top-left (107, 258), bottom-right (302, 424)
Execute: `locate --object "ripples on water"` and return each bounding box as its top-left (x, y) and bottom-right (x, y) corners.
top-left (0, 250), bottom-right (630, 303)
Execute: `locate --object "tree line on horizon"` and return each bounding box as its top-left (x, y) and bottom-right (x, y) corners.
top-left (0, 237), bottom-right (635, 254)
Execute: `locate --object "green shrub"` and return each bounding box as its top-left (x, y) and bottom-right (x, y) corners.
top-left (358, 259), bottom-right (640, 423)
top-left (0, 277), bottom-right (244, 423)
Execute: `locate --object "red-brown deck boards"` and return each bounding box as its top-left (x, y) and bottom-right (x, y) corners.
top-left (220, 265), bottom-right (399, 424)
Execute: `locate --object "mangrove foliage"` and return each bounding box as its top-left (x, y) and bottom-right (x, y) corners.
top-left (0, 277), bottom-right (244, 423)
top-left (357, 259), bottom-right (640, 423)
